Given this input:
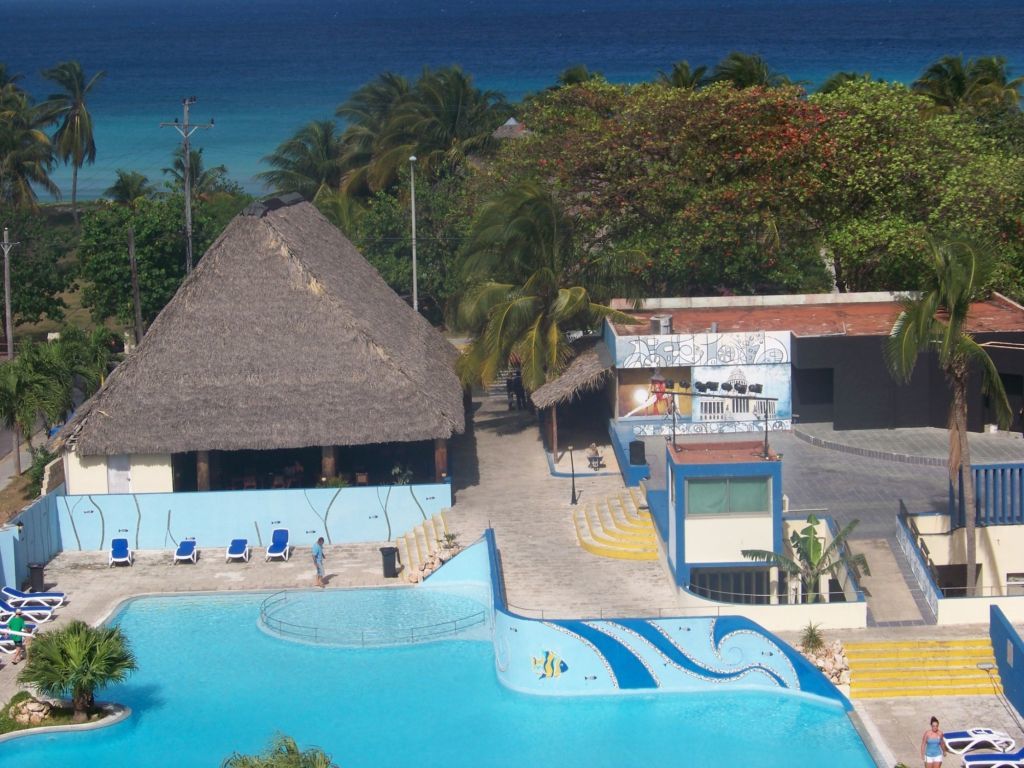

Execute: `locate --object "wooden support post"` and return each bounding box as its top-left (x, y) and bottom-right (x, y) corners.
top-left (434, 438), bottom-right (448, 482)
top-left (551, 405), bottom-right (558, 459)
top-left (196, 450), bottom-right (210, 491)
top-left (321, 446), bottom-right (337, 479)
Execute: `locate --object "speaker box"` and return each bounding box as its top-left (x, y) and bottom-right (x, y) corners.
top-left (628, 440), bottom-right (646, 465)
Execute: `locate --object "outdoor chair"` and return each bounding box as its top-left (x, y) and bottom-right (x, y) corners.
top-left (173, 540), bottom-right (198, 564)
top-left (0, 599), bottom-right (52, 624)
top-left (963, 747), bottom-right (1024, 768)
top-left (226, 539), bottom-right (251, 563)
top-left (109, 538), bottom-right (134, 567)
top-left (946, 729), bottom-right (1016, 755)
top-left (0, 586), bottom-right (65, 608)
top-left (587, 453), bottom-right (604, 470)
top-left (266, 529), bottom-right (290, 561)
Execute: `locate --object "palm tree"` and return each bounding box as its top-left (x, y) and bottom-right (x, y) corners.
top-left (104, 169), bottom-right (155, 205)
top-left (816, 71), bottom-right (875, 95)
top-left (456, 181), bottom-right (636, 391)
top-left (0, 64), bottom-right (24, 93)
top-left (712, 52), bottom-right (791, 89)
top-left (258, 120), bottom-right (346, 202)
top-left (222, 734), bottom-right (339, 768)
top-left (657, 61), bottom-right (707, 89)
top-left (885, 239), bottom-right (1012, 595)
top-left (163, 145), bottom-right (227, 198)
top-left (0, 357), bottom-right (65, 475)
top-left (41, 61), bottom-right (106, 224)
top-left (0, 90), bottom-right (59, 209)
top-left (743, 515), bottom-right (869, 603)
top-left (335, 72), bottom-right (410, 196)
top-left (315, 190), bottom-right (365, 235)
top-left (913, 55), bottom-right (1023, 114)
top-left (18, 620), bottom-right (136, 723)
top-left (556, 64), bottom-right (603, 87)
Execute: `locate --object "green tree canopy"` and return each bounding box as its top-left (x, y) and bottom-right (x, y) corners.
top-left (222, 734), bottom-right (339, 768)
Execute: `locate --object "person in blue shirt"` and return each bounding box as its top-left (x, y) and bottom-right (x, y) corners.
top-left (312, 537), bottom-right (326, 588)
top-left (921, 716), bottom-right (948, 766)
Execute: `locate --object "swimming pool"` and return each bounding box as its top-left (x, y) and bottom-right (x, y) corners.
top-left (3, 591), bottom-right (875, 767)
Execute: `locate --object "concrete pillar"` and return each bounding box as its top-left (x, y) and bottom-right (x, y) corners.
top-left (196, 450), bottom-right (210, 492)
top-left (321, 446), bottom-right (337, 479)
top-left (434, 438), bottom-right (448, 482)
top-left (769, 566), bottom-right (779, 605)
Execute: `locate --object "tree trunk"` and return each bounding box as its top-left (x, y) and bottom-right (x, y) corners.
top-left (951, 367), bottom-right (977, 596)
top-left (71, 164), bottom-right (79, 226)
top-left (71, 690), bottom-right (91, 723)
top-left (13, 423), bottom-right (21, 476)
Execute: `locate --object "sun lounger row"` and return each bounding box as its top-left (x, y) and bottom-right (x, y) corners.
top-left (108, 529), bottom-right (293, 566)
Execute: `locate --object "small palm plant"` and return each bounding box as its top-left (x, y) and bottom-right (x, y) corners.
top-left (742, 514), bottom-right (870, 603)
top-left (222, 734), bottom-right (339, 768)
top-left (18, 620), bottom-right (137, 723)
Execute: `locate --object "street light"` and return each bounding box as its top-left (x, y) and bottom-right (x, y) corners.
top-left (409, 155), bottom-right (418, 312)
top-left (568, 444), bottom-right (578, 505)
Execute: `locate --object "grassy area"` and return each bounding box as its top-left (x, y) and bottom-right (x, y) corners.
top-left (0, 473), bottom-right (36, 525)
top-left (0, 690), bottom-right (100, 735)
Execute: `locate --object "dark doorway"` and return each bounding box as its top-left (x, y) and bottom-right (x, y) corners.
top-left (792, 368), bottom-right (834, 423)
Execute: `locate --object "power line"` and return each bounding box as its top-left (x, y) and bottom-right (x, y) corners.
top-left (160, 97), bottom-right (213, 274)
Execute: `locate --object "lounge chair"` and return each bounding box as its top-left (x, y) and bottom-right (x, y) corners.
top-left (109, 538), bottom-right (133, 567)
top-left (946, 729), bottom-right (1016, 755)
top-left (173, 540), bottom-right (198, 564)
top-left (963, 747), bottom-right (1024, 768)
top-left (0, 619), bottom-right (36, 641)
top-left (0, 586), bottom-right (65, 608)
top-left (226, 539), bottom-right (250, 563)
top-left (265, 529), bottom-right (290, 561)
top-left (0, 599), bottom-right (52, 623)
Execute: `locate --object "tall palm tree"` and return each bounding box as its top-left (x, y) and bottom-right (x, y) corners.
top-left (104, 169), bottom-right (155, 205)
top-left (657, 60), bottom-right (707, 89)
top-left (222, 734), bottom-right (338, 768)
top-left (712, 52), bottom-right (791, 89)
top-left (743, 515), bottom-right (869, 603)
top-left (0, 356), bottom-right (65, 475)
top-left (556, 64), bottom-right (603, 87)
top-left (41, 61), bottom-right (106, 224)
top-left (258, 120), bottom-right (346, 202)
top-left (885, 239), bottom-right (1012, 595)
top-left (163, 146), bottom-right (227, 198)
top-left (336, 72), bottom-right (410, 196)
top-left (18, 620), bottom-right (137, 723)
top-left (913, 55), bottom-right (1023, 114)
top-left (0, 90), bottom-right (59, 209)
top-left (456, 181), bottom-right (636, 391)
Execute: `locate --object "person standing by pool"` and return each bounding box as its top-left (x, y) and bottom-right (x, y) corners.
top-left (312, 537), bottom-right (326, 588)
top-left (921, 716), bottom-right (948, 766)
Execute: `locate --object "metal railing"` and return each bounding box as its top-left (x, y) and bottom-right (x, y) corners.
top-left (258, 591), bottom-right (487, 647)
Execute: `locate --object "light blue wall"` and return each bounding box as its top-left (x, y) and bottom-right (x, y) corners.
top-left (0, 488), bottom-right (65, 590)
top-left (54, 483), bottom-right (452, 552)
top-left (991, 605), bottom-right (1024, 719)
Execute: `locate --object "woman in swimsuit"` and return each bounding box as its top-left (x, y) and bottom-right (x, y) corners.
top-left (921, 716), bottom-right (948, 766)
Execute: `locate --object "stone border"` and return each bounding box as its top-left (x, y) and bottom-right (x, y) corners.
top-left (793, 428), bottom-right (946, 467)
top-left (0, 701), bottom-right (130, 743)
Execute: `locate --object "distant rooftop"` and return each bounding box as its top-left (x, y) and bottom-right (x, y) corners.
top-left (667, 440), bottom-right (773, 465)
top-left (611, 292), bottom-right (1024, 338)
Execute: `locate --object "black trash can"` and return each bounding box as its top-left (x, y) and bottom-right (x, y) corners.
top-left (28, 563), bottom-right (45, 592)
top-left (379, 546), bottom-right (400, 578)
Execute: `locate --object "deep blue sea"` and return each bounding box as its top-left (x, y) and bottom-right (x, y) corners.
top-left (4, 0), bottom-right (1023, 199)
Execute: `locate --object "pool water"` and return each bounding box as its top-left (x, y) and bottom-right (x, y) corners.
top-left (2, 593), bottom-right (875, 767)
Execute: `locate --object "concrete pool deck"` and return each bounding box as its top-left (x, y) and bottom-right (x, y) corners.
top-left (3, 388), bottom-right (1024, 766)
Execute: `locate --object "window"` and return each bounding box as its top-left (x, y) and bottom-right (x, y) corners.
top-left (686, 477), bottom-right (770, 516)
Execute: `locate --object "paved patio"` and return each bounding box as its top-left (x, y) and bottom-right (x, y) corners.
top-left (5, 393), bottom-right (1024, 765)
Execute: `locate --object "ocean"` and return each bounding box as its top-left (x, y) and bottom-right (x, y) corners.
top-left (4, 0), bottom-right (1023, 200)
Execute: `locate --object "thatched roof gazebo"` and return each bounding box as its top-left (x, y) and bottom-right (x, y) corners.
top-left (61, 195), bottom-right (464, 493)
top-left (530, 336), bottom-right (614, 456)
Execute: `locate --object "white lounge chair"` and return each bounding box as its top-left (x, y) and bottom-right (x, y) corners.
top-left (0, 586), bottom-right (65, 608)
top-left (109, 538), bottom-right (133, 567)
top-left (0, 599), bottom-right (52, 624)
top-left (964, 747), bottom-right (1024, 768)
top-left (946, 729), bottom-right (1016, 755)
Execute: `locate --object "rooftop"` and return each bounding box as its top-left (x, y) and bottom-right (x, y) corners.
top-left (611, 292), bottom-right (1024, 338)
top-left (667, 440), bottom-right (774, 465)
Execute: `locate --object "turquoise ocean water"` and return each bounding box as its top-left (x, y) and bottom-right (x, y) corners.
top-left (0, 593), bottom-right (875, 767)
top-left (4, 0), bottom-right (1023, 199)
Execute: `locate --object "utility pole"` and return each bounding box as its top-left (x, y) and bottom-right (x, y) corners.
top-left (160, 97), bottom-right (213, 274)
top-left (1, 227), bottom-right (18, 360)
top-left (409, 155), bottom-right (418, 312)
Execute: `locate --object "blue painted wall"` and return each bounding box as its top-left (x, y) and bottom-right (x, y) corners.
top-left (991, 605), bottom-right (1024, 718)
top-left (667, 452), bottom-right (784, 586)
top-left (952, 464), bottom-right (1024, 528)
top-left (608, 422), bottom-right (650, 487)
top-left (0, 489), bottom-right (65, 590)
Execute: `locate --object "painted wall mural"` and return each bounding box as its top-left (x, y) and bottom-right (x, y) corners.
top-left (615, 331), bottom-right (791, 369)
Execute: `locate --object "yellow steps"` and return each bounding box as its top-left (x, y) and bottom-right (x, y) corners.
top-left (845, 639), bottom-right (1002, 699)
top-left (573, 489), bottom-right (659, 561)
top-left (396, 512), bottom-right (451, 575)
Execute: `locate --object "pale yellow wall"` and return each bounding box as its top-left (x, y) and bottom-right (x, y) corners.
top-left (911, 515), bottom-right (1024, 594)
top-left (685, 515), bottom-right (773, 563)
top-left (64, 451), bottom-right (108, 495)
top-left (130, 454), bottom-right (173, 493)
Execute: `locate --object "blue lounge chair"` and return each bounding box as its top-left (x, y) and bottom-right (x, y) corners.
top-left (0, 586), bottom-right (65, 608)
top-left (0, 599), bottom-right (52, 623)
top-left (109, 538), bottom-right (133, 567)
top-left (946, 729), bottom-right (1015, 755)
top-left (226, 539), bottom-right (250, 563)
top-left (174, 540), bottom-right (198, 564)
top-left (964, 747), bottom-right (1024, 768)
top-left (265, 529), bottom-right (290, 561)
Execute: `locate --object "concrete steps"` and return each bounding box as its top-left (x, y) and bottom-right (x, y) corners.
top-left (397, 511), bottom-right (450, 575)
top-left (573, 488), bottom-right (659, 561)
top-left (845, 639), bottom-right (1003, 698)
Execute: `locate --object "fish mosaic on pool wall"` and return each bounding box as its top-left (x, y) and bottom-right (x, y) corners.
top-left (532, 651), bottom-right (568, 679)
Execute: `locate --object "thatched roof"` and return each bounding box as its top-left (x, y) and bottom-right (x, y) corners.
top-left (63, 197), bottom-right (464, 456)
top-left (531, 337), bottom-right (614, 409)
top-left (492, 117), bottom-right (529, 140)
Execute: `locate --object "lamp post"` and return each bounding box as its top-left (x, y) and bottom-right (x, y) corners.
top-left (409, 155), bottom-right (418, 313)
top-left (568, 444), bottom-right (578, 505)
top-left (1, 227), bottom-right (17, 360)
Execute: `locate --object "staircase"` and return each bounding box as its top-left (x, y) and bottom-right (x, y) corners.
top-left (397, 512), bottom-right (450, 575)
top-left (572, 487), bottom-right (660, 561)
top-left (845, 638), bottom-right (1003, 698)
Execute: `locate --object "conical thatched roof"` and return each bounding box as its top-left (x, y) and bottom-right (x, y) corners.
top-left (63, 196), bottom-right (464, 456)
